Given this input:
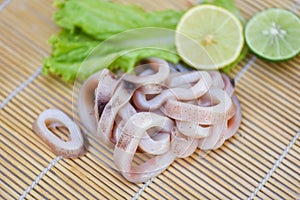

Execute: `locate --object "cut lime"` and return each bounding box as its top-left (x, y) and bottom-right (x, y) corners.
top-left (245, 8), bottom-right (300, 61)
top-left (175, 5), bottom-right (244, 70)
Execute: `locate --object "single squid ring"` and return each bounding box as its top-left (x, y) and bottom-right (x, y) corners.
top-left (33, 109), bottom-right (87, 158)
top-left (161, 88), bottom-right (236, 125)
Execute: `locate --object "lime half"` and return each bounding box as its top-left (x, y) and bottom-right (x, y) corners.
top-left (175, 5), bottom-right (244, 70)
top-left (245, 8), bottom-right (300, 61)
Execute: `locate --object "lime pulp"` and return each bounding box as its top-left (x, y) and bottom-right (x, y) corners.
top-left (175, 5), bottom-right (244, 70)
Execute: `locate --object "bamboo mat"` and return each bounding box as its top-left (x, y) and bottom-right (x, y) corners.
top-left (0, 0), bottom-right (299, 199)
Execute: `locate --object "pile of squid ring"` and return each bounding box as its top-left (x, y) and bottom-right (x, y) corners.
top-left (77, 58), bottom-right (242, 183)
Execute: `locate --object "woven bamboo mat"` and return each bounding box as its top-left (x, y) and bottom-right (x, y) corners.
top-left (0, 0), bottom-right (299, 199)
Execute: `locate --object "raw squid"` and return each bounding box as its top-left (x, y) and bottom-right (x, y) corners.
top-left (78, 58), bottom-right (242, 182)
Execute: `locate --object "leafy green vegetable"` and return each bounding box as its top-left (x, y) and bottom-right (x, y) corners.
top-left (43, 0), bottom-right (183, 82)
top-left (54, 0), bottom-right (183, 40)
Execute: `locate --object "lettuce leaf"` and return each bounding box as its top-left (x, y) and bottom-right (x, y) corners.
top-left (43, 0), bottom-right (183, 82)
top-left (54, 0), bottom-right (183, 40)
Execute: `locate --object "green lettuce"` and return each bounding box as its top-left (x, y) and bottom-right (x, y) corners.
top-left (43, 0), bottom-right (183, 82)
top-left (54, 0), bottom-right (183, 40)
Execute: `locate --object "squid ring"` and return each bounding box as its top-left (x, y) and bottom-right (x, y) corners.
top-left (161, 88), bottom-right (235, 125)
top-left (33, 109), bottom-right (87, 158)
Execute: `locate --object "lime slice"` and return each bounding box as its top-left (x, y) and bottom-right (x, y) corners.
top-left (245, 8), bottom-right (300, 61)
top-left (175, 5), bottom-right (244, 70)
